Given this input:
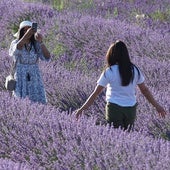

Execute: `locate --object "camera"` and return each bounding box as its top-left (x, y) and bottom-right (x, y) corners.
top-left (32, 22), bottom-right (37, 32)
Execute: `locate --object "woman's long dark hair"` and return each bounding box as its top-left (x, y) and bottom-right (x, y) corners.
top-left (106, 40), bottom-right (139, 86)
top-left (18, 28), bottom-right (37, 52)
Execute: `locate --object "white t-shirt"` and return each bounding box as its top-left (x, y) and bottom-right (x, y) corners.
top-left (97, 65), bottom-right (145, 106)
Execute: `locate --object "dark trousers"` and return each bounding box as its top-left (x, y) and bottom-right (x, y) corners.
top-left (105, 102), bottom-right (137, 131)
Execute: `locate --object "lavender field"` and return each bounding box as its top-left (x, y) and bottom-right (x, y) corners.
top-left (0, 0), bottom-right (170, 169)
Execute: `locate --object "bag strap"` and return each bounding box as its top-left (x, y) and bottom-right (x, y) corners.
top-left (10, 58), bottom-right (18, 76)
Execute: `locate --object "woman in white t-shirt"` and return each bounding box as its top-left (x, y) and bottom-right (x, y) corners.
top-left (75, 40), bottom-right (166, 130)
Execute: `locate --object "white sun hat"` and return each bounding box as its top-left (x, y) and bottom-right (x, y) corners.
top-left (14, 20), bottom-right (32, 37)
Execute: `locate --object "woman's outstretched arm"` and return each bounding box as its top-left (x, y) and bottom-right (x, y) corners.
top-left (75, 85), bottom-right (104, 119)
top-left (138, 82), bottom-right (167, 118)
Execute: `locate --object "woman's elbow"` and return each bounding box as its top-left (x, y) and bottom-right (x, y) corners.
top-left (44, 51), bottom-right (51, 59)
top-left (46, 54), bottom-right (51, 59)
top-left (138, 83), bottom-right (149, 95)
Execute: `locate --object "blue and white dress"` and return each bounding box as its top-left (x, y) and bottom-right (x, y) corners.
top-left (9, 39), bottom-right (50, 104)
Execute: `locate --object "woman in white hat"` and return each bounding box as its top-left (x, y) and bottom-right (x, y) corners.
top-left (9, 20), bottom-right (51, 104)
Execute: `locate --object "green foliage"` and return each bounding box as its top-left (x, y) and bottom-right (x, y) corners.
top-left (77, 0), bottom-right (94, 9)
top-left (10, 23), bottom-right (19, 35)
top-left (150, 8), bottom-right (170, 21)
top-left (105, 7), bottom-right (118, 19)
top-left (23, 0), bottom-right (68, 11)
top-left (52, 43), bottom-right (65, 59)
top-left (44, 24), bottom-right (66, 59)
top-left (24, 0), bottom-right (95, 11)
top-left (52, 0), bottom-right (66, 11)
top-left (52, 0), bottom-right (95, 11)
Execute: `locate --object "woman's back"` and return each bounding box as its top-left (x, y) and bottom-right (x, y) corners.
top-left (97, 65), bottom-right (145, 106)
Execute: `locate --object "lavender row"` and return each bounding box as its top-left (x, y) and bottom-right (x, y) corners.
top-left (1, 0), bottom-right (170, 62)
top-left (0, 0), bottom-right (169, 168)
top-left (56, 13), bottom-right (169, 68)
top-left (0, 0), bottom-right (169, 136)
top-left (38, 0), bottom-right (170, 30)
top-left (0, 92), bottom-right (169, 169)
top-left (0, 47), bottom-right (169, 137)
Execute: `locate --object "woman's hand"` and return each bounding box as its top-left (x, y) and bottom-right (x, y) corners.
top-left (75, 109), bottom-right (83, 120)
top-left (75, 85), bottom-right (104, 120)
top-left (138, 83), bottom-right (167, 118)
top-left (24, 27), bottom-right (35, 39)
top-left (34, 32), bottom-right (51, 58)
top-left (34, 32), bottom-right (43, 43)
top-left (155, 104), bottom-right (167, 118)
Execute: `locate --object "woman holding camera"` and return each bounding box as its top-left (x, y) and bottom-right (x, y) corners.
top-left (9, 20), bottom-right (51, 104)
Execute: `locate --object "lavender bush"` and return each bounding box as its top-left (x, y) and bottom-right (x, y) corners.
top-left (0, 92), bottom-right (169, 169)
top-left (0, 0), bottom-right (169, 169)
top-left (0, 159), bottom-right (30, 170)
